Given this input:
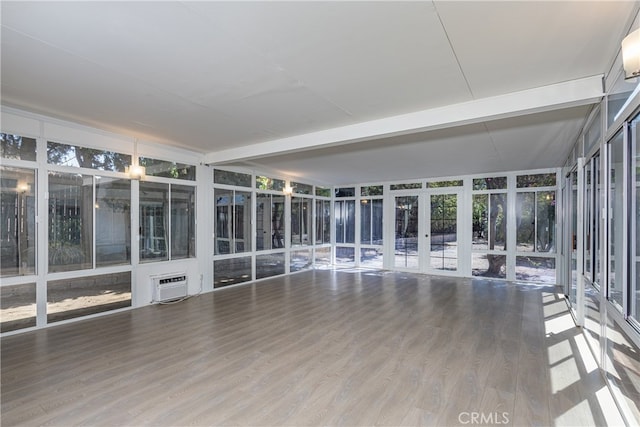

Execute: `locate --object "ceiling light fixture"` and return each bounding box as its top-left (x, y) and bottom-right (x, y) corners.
top-left (126, 139), bottom-right (146, 180)
top-left (622, 28), bottom-right (640, 79)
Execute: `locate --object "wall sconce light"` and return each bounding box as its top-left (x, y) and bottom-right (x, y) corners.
top-left (622, 28), bottom-right (640, 79)
top-left (126, 164), bottom-right (146, 180)
top-left (283, 185), bottom-right (293, 196)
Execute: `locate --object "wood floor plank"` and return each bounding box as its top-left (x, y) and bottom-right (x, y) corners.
top-left (0, 269), bottom-right (621, 426)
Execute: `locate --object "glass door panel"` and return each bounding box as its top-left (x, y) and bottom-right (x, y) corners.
top-left (394, 195), bottom-right (419, 270)
top-left (428, 193), bottom-right (458, 272)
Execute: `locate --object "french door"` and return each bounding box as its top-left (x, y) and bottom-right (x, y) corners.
top-left (393, 190), bottom-right (461, 274)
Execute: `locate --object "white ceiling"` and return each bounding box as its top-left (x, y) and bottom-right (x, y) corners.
top-left (1, 1), bottom-right (637, 185)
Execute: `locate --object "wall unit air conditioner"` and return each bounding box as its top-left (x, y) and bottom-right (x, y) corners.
top-left (152, 272), bottom-right (188, 302)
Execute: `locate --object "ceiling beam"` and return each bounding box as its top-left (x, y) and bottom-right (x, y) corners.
top-left (204, 74), bottom-right (603, 165)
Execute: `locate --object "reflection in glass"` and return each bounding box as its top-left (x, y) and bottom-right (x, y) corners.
top-left (96, 178), bottom-right (131, 267)
top-left (171, 185), bottom-right (196, 259)
top-left (394, 196), bottom-right (419, 269)
top-left (47, 272), bottom-right (131, 323)
top-left (48, 172), bottom-right (93, 272)
top-left (0, 167), bottom-right (36, 277)
top-left (214, 257), bottom-right (252, 288)
top-left (335, 200), bottom-right (355, 244)
top-left (257, 253), bottom-right (286, 279)
top-left (1, 134), bottom-right (36, 161)
top-left (48, 141), bottom-right (130, 171)
top-left (1, 283), bottom-right (36, 332)
top-left (139, 182), bottom-right (168, 262)
top-left (215, 189), bottom-right (252, 254)
top-left (515, 256), bottom-right (555, 284)
top-left (361, 199), bottom-right (383, 245)
top-left (430, 194), bottom-right (457, 271)
top-left (315, 200), bottom-right (331, 245)
top-left (360, 248), bottom-right (383, 268)
top-left (291, 196), bottom-right (311, 246)
top-left (608, 130), bottom-right (624, 310)
top-left (472, 253), bottom-right (506, 279)
top-left (336, 246), bottom-right (355, 264)
top-left (315, 247), bottom-right (331, 266)
top-left (214, 169), bottom-right (251, 187)
top-left (516, 193), bottom-right (535, 251)
top-left (290, 250), bottom-right (312, 272)
top-left (139, 157), bottom-right (195, 180)
top-left (257, 193), bottom-right (285, 250)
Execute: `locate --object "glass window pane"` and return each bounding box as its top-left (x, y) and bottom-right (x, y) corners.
top-left (0, 167), bottom-right (36, 277)
top-left (473, 177), bottom-right (507, 190)
top-left (315, 247), bottom-right (331, 266)
top-left (430, 194), bottom-right (457, 271)
top-left (360, 248), bottom-right (383, 269)
top-left (585, 109), bottom-right (601, 155)
top-left (214, 257), bottom-right (252, 288)
top-left (516, 193), bottom-right (535, 252)
top-left (96, 178), bottom-right (131, 267)
top-left (47, 272), bottom-right (131, 323)
top-left (633, 116), bottom-right (640, 321)
top-left (472, 194), bottom-right (488, 250)
top-left (256, 176), bottom-right (285, 191)
top-left (1, 133), bottom-right (36, 161)
top-left (291, 196), bottom-right (311, 246)
top-left (290, 250), bottom-right (312, 273)
top-left (361, 185), bottom-right (383, 196)
top-left (472, 253), bottom-right (506, 279)
top-left (291, 182), bottom-right (313, 195)
top-left (515, 256), bottom-right (556, 284)
top-left (394, 196), bottom-right (419, 269)
top-left (214, 169), bottom-right (251, 187)
top-left (139, 182), bottom-right (169, 262)
top-left (372, 199), bottom-right (383, 245)
top-left (256, 193), bottom-right (272, 251)
top-left (139, 157), bottom-right (195, 180)
top-left (335, 187), bottom-right (355, 197)
top-left (516, 173), bottom-right (556, 188)
top-left (490, 194), bottom-right (507, 251)
top-left (360, 199), bottom-right (371, 244)
top-left (335, 247), bottom-right (355, 264)
top-left (171, 185), bottom-right (195, 259)
top-left (48, 172), bottom-right (93, 272)
top-left (257, 253), bottom-right (286, 279)
top-left (426, 180), bottom-right (462, 188)
top-left (607, 72), bottom-right (639, 126)
top-left (316, 187), bottom-right (331, 197)
top-left (234, 191), bottom-right (252, 253)
top-left (1, 283), bottom-right (36, 332)
top-left (215, 190), bottom-right (232, 255)
top-left (335, 200), bottom-right (355, 244)
top-left (608, 130), bottom-right (624, 310)
top-left (48, 141), bottom-right (131, 172)
top-left (315, 199), bottom-right (331, 245)
top-left (390, 183), bottom-right (422, 190)
top-left (536, 191), bottom-right (555, 253)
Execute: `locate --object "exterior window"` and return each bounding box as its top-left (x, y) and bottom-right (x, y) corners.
top-left (256, 193), bottom-right (285, 250)
top-left (256, 176), bottom-right (285, 191)
top-left (472, 191), bottom-right (508, 278)
top-left (139, 182), bottom-right (169, 262)
top-left (1, 133), bottom-right (36, 161)
top-left (0, 167), bottom-right (36, 277)
top-left (291, 182), bottom-right (313, 195)
top-left (473, 176), bottom-right (507, 190)
top-left (214, 169), bottom-right (251, 187)
top-left (291, 196), bottom-right (311, 246)
top-left (390, 183), bottom-right (421, 190)
top-left (140, 157), bottom-right (195, 180)
top-left (96, 177), bottom-right (131, 267)
top-left (360, 199), bottom-right (383, 245)
top-left (48, 172), bottom-right (93, 272)
top-left (516, 173), bottom-right (556, 188)
top-left (426, 180), bottom-right (462, 188)
top-left (608, 130), bottom-right (625, 310)
top-left (214, 257), bottom-right (251, 288)
top-left (256, 253), bottom-right (286, 279)
top-left (335, 187), bottom-right (355, 197)
top-left (361, 185), bottom-right (383, 196)
top-left (335, 200), bottom-right (355, 244)
top-left (316, 187), bottom-right (331, 197)
top-left (1, 283), bottom-right (36, 332)
top-left (171, 185), bottom-right (196, 259)
top-left (214, 189), bottom-right (251, 255)
top-left (48, 141), bottom-right (130, 172)
top-left (47, 272), bottom-right (131, 323)
top-left (315, 200), bottom-right (331, 245)
top-left (632, 115), bottom-right (640, 323)
top-left (515, 191), bottom-right (555, 252)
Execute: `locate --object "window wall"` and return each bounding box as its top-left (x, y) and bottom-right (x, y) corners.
top-left (335, 187), bottom-right (356, 264)
top-left (472, 177), bottom-right (508, 279)
top-left (360, 185), bottom-right (383, 268)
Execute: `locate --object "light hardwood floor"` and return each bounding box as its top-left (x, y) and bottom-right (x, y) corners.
top-left (1, 269), bottom-right (622, 426)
